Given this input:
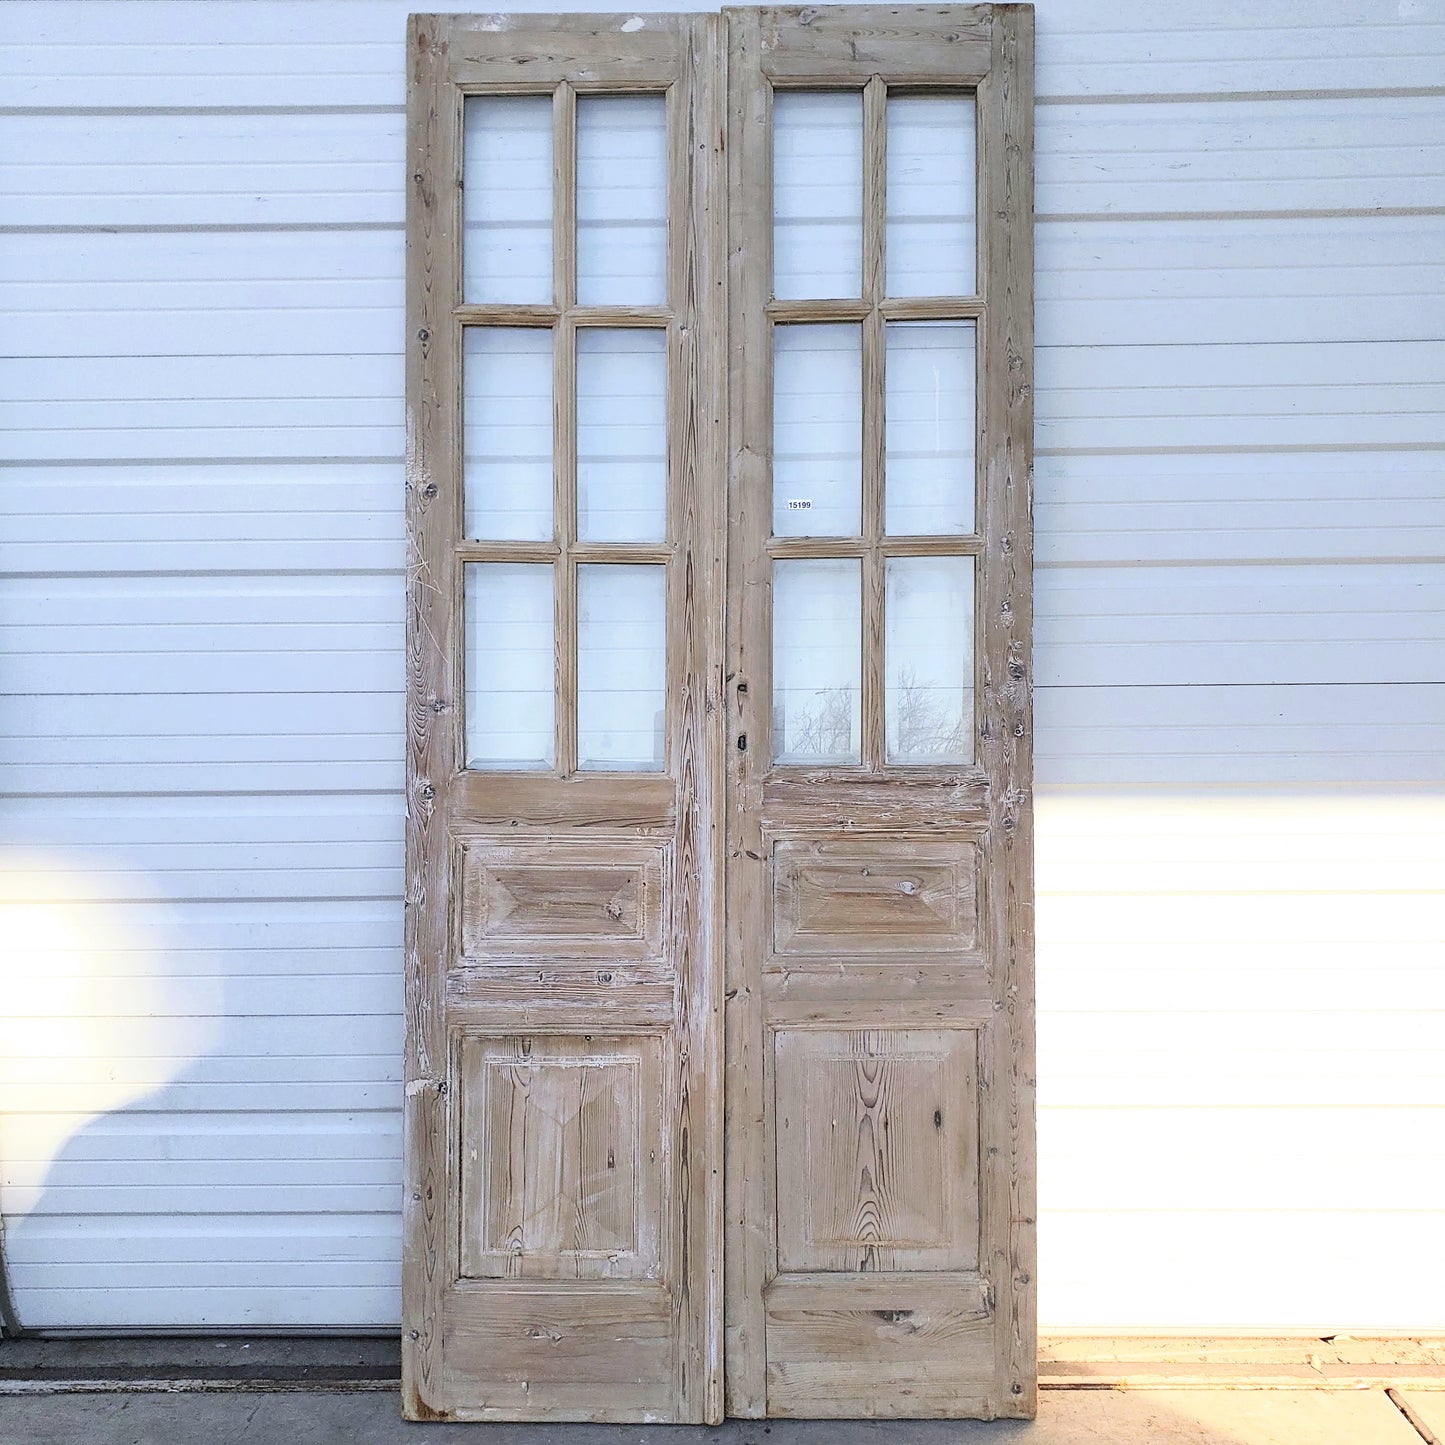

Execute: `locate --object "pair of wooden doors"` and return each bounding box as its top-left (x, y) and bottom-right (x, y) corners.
top-left (403, 5), bottom-right (1034, 1422)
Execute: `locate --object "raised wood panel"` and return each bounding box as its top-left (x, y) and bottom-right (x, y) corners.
top-left (458, 1034), bottom-right (663, 1281)
top-left (773, 1028), bottom-right (980, 1274)
top-left (771, 839), bottom-right (979, 957)
top-left (763, 1269), bottom-right (996, 1417)
top-left (458, 841), bottom-right (665, 962)
top-left (764, 1272), bottom-right (994, 1415)
top-left (442, 1284), bottom-right (674, 1420)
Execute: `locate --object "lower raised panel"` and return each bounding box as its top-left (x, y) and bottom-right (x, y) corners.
top-left (458, 1033), bottom-right (664, 1281)
top-left (764, 1273), bottom-right (996, 1418)
top-left (773, 1027), bottom-right (980, 1273)
top-left (443, 1283), bottom-right (675, 1421)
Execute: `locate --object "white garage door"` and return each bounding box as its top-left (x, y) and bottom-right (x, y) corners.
top-left (1, 0), bottom-right (1443, 1331)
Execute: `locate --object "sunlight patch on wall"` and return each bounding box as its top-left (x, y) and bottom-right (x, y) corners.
top-left (1034, 786), bottom-right (1445, 1330)
top-left (0, 850), bottom-right (219, 1216)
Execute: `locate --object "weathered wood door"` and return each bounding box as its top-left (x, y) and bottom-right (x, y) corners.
top-left (722, 8), bottom-right (1035, 1418)
top-left (403, 12), bottom-right (726, 1421)
top-left (404, 5), bottom-right (1032, 1423)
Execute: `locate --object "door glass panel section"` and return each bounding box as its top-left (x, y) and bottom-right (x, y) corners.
top-left (465, 563), bottom-right (555, 770)
top-left (885, 321), bottom-right (975, 535)
top-left (885, 555), bottom-right (974, 764)
top-left (773, 558), bottom-right (861, 765)
top-left (773, 91), bottom-right (863, 300)
top-left (773, 323), bottom-right (862, 538)
top-left (463, 327), bottom-right (553, 541)
top-left (576, 94), bottom-right (667, 307)
top-left (577, 564), bottom-right (666, 771)
top-left (886, 94), bottom-right (976, 297)
top-left (463, 95), bottom-right (553, 305)
top-left (577, 328), bottom-right (667, 543)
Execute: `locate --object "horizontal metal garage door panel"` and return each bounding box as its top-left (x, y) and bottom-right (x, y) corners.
top-left (8, 566), bottom-right (1441, 696)
top-left (9, 217), bottom-right (1443, 355)
top-left (7, 341), bottom-right (1437, 458)
top-left (5, 449), bottom-right (1439, 575)
top-left (1040, 1107), bottom-right (1445, 1212)
top-left (0, 894), bottom-right (399, 950)
top-left (1037, 449), bottom-right (1445, 565)
top-left (0, 750), bottom-right (402, 798)
top-left (1044, 961), bottom-right (1445, 1011)
top-left (1, 971), bottom-right (401, 1017)
top-left (1035, 681), bottom-right (1445, 784)
top-left (0, 696), bottom-right (402, 795)
top-left (5, 0), bottom-right (1443, 106)
top-left (0, 111), bottom-right (406, 228)
top-left (1039, 562), bottom-right (1445, 687)
top-left (1038, 821), bottom-right (1445, 896)
top-left (1036, 340), bottom-right (1445, 452)
top-left (6, 1169), bottom-right (400, 1215)
top-left (5, 618), bottom-right (398, 659)
top-left (0, 535), bottom-right (401, 576)
top-left (0, 861), bottom-right (397, 902)
top-left (0, 354), bottom-right (399, 403)
top-left (6, 1282), bottom-right (400, 1330)
top-left (1, 647), bottom-right (398, 695)
top-left (1037, 95), bottom-right (1445, 215)
top-left (8, 1078), bottom-right (401, 1115)
top-left (0, 227), bottom-right (403, 290)
top-left (10, 1212), bottom-right (398, 1263)
top-left (1042, 1211), bottom-right (1445, 1331)
top-left (2, 1012), bottom-right (400, 1064)
top-left (0, 574), bottom-right (400, 627)
top-left (0, 790), bottom-right (399, 839)
top-left (1037, 216), bottom-right (1445, 346)
top-left (6, 93), bottom-right (1441, 227)
top-left (0, 415), bottom-right (402, 464)
top-left (7, 1209), bottom-right (395, 1329)
top-left (2, 304), bottom-right (398, 360)
top-left (3, 0), bottom-right (1441, 1347)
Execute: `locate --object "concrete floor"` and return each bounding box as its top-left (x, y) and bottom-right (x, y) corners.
top-left (0, 1387), bottom-right (1438, 1445)
top-left (1, 1339), bottom-right (1439, 1445)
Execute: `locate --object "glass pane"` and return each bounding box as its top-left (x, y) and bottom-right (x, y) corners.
top-left (578, 564), bottom-right (666, 771)
top-left (576, 95), bottom-right (667, 307)
top-left (886, 555), bottom-right (974, 765)
top-left (463, 96), bottom-right (553, 304)
top-left (577, 329), bottom-right (667, 543)
top-left (465, 563), bottom-right (555, 770)
top-left (772, 558), bottom-right (861, 765)
top-left (463, 328), bottom-right (553, 541)
top-left (886, 94), bottom-right (976, 297)
top-left (773, 323), bottom-right (862, 538)
top-left (773, 91), bottom-right (863, 300)
top-left (885, 321), bottom-right (975, 535)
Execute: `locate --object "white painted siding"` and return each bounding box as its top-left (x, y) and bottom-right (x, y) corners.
top-left (1, 0), bottom-right (1442, 1332)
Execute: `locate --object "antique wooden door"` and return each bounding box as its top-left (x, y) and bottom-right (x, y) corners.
top-left (404, 5), bottom-right (1032, 1423)
top-left (722, 7), bottom-right (1036, 1419)
top-left (403, 12), bottom-right (726, 1421)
